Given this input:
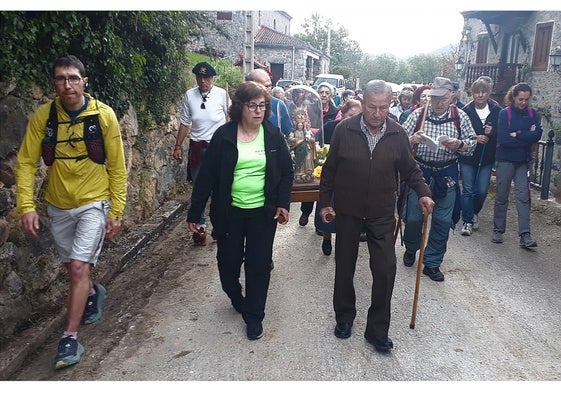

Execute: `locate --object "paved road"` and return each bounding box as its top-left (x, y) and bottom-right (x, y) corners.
top-left (6, 193), bottom-right (561, 385)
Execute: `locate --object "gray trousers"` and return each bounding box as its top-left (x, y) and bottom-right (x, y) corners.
top-left (493, 160), bottom-right (532, 236)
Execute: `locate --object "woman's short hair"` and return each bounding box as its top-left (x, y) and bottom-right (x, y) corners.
top-left (471, 79), bottom-right (491, 94)
top-left (229, 81), bottom-right (272, 122)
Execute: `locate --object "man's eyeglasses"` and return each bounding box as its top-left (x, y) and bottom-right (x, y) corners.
top-left (53, 75), bottom-right (83, 85)
top-left (264, 84), bottom-right (272, 89)
top-left (200, 94), bottom-right (208, 109)
top-left (245, 102), bottom-right (267, 112)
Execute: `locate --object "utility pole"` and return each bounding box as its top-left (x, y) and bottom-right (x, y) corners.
top-left (244, 11), bottom-right (255, 75)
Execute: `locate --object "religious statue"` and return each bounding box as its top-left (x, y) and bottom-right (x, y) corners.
top-left (288, 109), bottom-right (316, 183)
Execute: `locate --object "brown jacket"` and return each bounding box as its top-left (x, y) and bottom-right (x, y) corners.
top-left (319, 114), bottom-right (430, 218)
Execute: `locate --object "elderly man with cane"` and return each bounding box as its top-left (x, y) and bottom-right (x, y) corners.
top-left (319, 80), bottom-right (434, 353)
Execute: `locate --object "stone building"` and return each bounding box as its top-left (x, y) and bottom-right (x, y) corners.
top-left (458, 10), bottom-right (561, 200)
top-left (187, 10), bottom-right (330, 85)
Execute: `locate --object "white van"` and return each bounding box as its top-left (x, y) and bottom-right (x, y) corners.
top-left (312, 73), bottom-right (346, 96)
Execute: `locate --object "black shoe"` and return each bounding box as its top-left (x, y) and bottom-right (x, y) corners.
top-left (422, 266), bottom-right (445, 281)
top-left (364, 333), bottom-right (394, 353)
top-left (403, 251), bottom-right (416, 267)
top-left (299, 213), bottom-right (309, 226)
top-left (322, 239), bottom-right (332, 256)
top-left (247, 322), bottom-right (263, 340)
top-left (359, 232), bottom-right (367, 242)
top-left (315, 229), bottom-right (323, 236)
top-left (270, 260), bottom-right (275, 270)
top-left (334, 322), bottom-right (352, 339)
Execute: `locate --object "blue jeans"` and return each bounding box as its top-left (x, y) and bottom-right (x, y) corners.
top-left (460, 162), bottom-right (492, 224)
top-left (403, 186), bottom-right (456, 268)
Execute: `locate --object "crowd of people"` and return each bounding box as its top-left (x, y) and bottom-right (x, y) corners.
top-left (14, 54), bottom-right (544, 369)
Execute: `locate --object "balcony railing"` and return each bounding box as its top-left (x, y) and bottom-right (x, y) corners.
top-left (464, 63), bottom-right (523, 100)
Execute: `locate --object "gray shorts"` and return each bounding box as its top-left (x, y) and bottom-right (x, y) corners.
top-left (47, 200), bottom-right (111, 265)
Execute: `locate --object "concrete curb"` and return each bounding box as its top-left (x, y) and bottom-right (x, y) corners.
top-left (0, 200), bottom-right (189, 380)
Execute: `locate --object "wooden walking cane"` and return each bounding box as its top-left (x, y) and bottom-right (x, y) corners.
top-left (410, 211), bottom-right (429, 329)
top-left (394, 99), bottom-right (431, 245)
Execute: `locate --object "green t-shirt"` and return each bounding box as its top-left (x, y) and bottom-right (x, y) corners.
top-left (231, 126), bottom-right (266, 208)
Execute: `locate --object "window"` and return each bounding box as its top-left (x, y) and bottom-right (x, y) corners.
top-left (216, 12), bottom-right (232, 21)
top-left (531, 22), bottom-right (553, 71)
top-left (476, 34), bottom-right (489, 64)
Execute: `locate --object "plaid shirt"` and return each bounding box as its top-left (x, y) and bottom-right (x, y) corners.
top-left (402, 105), bottom-right (477, 165)
top-left (360, 116), bottom-right (386, 152)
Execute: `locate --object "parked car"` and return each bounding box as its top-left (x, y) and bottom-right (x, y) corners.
top-left (276, 79), bottom-right (300, 90)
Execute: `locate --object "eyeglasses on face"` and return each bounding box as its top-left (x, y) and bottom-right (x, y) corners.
top-left (245, 102), bottom-right (267, 112)
top-left (53, 75), bottom-right (83, 85)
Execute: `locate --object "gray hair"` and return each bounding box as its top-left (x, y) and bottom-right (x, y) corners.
top-left (363, 80), bottom-right (393, 98)
top-left (317, 82), bottom-right (334, 96)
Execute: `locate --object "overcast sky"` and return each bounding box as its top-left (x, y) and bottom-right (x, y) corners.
top-left (12, 0), bottom-right (559, 58)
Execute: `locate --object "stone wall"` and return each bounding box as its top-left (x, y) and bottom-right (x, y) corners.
top-left (0, 87), bottom-right (187, 341)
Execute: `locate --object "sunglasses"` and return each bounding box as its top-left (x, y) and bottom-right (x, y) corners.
top-left (201, 94), bottom-right (208, 109)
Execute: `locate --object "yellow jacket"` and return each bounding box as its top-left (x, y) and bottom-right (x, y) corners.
top-left (15, 95), bottom-right (127, 220)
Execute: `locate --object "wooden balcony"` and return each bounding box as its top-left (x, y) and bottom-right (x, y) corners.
top-left (464, 63), bottom-right (524, 103)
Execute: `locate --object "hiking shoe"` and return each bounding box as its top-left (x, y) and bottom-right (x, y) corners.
top-left (193, 228), bottom-right (207, 246)
top-left (54, 336), bottom-right (84, 370)
top-left (461, 223), bottom-right (473, 236)
top-left (422, 266), bottom-right (445, 282)
top-left (491, 231), bottom-right (503, 243)
top-left (247, 322), bottom-right (263, 340)
top-left (520, 233), bottom-right (537, 248)
top-left (472, 214), bottom-right (479, 230)
top-left (403, 251), bottom-right (416, 267)
top-left (81, 283), bottom-right (106, 325)
top-left (298, 213), bottom-right (309, 226)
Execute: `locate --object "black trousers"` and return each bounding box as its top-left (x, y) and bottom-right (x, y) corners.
top-left (300, 201), bottom-right (314, 215)
top-left (216, 206), bottom-right (277, 325)
top-left (333, 213), bottom-right (397, 339)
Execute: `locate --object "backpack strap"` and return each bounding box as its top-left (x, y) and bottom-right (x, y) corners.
top-left (506, 105), bottom-right (533, 128)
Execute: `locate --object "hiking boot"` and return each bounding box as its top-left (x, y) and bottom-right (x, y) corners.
top-left (298, 213), bottom-right (309, 226)
top-left (472, 214), bottom-right (479, 230)
top-left (81, 283), bottom-right (106, 325)
top-left (461, 223), bottom-right (473, 236)
top-left (491, 231), bottom-right (503, 243)
top-left (193, 228), bottom-right (207, 246)
top-left (54, 336), bottom-right (84, 370)
top-left (403, 251), bottom-right (416, 267)
top-left (422, 266), bottom-right (445, 282)
top-left (520, 233), bottom-right (537, 248)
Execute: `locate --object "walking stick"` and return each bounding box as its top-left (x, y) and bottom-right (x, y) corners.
top-left (394, 100), bottom-right (430, 245)
top-left (410, 211), bottom-right (429, 329)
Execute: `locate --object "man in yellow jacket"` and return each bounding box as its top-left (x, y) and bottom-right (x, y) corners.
top-left (15, 54), bottom-right (127, 369)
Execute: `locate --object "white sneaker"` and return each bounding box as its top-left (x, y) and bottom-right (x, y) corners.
top-left (472, 214), bottom-right (479, 230)
top-left (461, 223), bottom-right (473, 236)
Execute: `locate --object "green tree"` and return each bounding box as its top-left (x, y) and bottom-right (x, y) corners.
top-left (294, 13), bottom-right (363, 80)
top-left (0, 11), bottom-right (221, 124)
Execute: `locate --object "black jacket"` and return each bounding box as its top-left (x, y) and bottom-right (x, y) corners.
top-left (187, 120), bottom-right (294, 237)
top-left (459, 99), bottom-right (502, 167)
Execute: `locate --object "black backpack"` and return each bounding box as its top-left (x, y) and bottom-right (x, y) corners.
top-left (41, 100), bottom-right (106, 165)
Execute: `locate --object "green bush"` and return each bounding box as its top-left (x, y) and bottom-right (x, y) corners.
top-left (0, 11), bottom-right (236, 124)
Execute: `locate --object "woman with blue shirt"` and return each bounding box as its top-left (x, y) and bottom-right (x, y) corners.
top-left (492, 83), bottom-right (543, 247)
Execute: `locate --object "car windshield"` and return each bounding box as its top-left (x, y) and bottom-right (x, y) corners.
top-left (314, 77), bottom-right (338, 86)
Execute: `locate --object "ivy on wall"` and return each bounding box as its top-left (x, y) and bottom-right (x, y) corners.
top-left (0, 11), bottom-right (221, 124)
